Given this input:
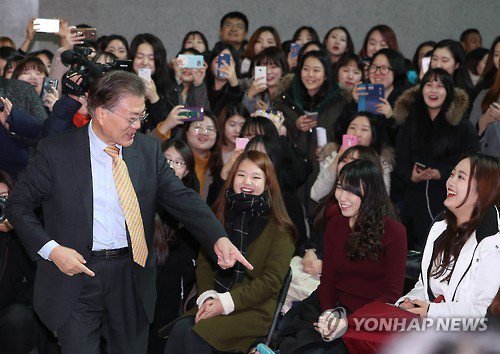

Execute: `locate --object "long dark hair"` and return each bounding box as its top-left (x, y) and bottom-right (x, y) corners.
top-left (212, 150), bottom-right (297, 242)
top-left (323, 26), bottom-right (355, 56)
top-left (245, 26), bottom-right (282, 61)
top-left (432, 39), bottom-right (473, 92)
top-left (100, 34), bottom-right (129, 56)
top-left (480, 36), bottom-right (500, 86)
top-left (240, 116), bottom-right (280, 140)
top-left (336, 159), bottom-right (398, 261)
top-left (129, 33), bottom-right (170, 97)
top-left (360, 24), bottom-right (399, 58)
top-left (333, 52), bottom-right (365, 83)
top-left (411, 68), bottom-right (457, 159)
top-left (292, 26), bottom-right (320, 44)
top-left (218, 103), bottom-right (250, 146)
top-left (155, 140), bottom-right (197, 264)
top-left (344, 111), bottom-right (387, 154)
top-left (298, 50), bottom-right (333, 101)
top-left (181, 31), bottom-right (210, 55)
top-left (431, 153), bottom-right (500, 283)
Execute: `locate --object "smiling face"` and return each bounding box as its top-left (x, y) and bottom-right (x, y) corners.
top-left (254, 31), bottom-right (277, 56)
top-left (423, 77), bottom-right (447, 113)
top-left (224, 114), bottom-right (246, 146)
top-left (301, 56), bottom-right (326, 96)
top-left (444, 158), bottom-right (478, 222)
top-left (366, 30), bottom-right (388, 58)
top-left (347, 116), bottom-right (373, 146)
top-left (338, 61), bottom-right (362, 89)
top-left (133, 43), bottom-right (156, 75)
top-left (220, 17), bottom-right (247, 47)
top-left (369, 54), bottom-right (394, 90)
top-left (186, 116), bottom-right (217, 155)
top-left (326, 29), bottom-right (348, 58)
top-left (184, 33), bottom-right (206, 53)
top-left (17, 67), bottom-right (46, 95)
top-left (233, 158), bottom-right (266, 195)
top-left (335, 182), bottom-right (362, 223)
top-left (105, 39), bottom-right (128, 60)
top-left (93, 94), bottom-right (145, 147)
top-left (431, 47), bottom-right (458, 76)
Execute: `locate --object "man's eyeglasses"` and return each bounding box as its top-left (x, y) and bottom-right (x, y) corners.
top-left (165, 158), bottom-right (187, 170)
top-left (190, 125), bottom-right (217, 136)
top-left (368, 65), bottom-right (393, 75)
top-left (222, 21), bottom-right (245, 30)
top-left (106, 108), bottom-right (149, 126)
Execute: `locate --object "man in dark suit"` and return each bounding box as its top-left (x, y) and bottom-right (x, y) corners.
top-left (5, 71), bottom-right (251, 354)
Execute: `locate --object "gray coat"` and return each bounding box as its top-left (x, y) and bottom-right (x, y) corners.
top-left (469, 89), bottom-right (499, 158)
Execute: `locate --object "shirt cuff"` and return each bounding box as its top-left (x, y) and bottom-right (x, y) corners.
top-left (38, 240), bottom-right (60, 261)
top-left (218, 291), bottom-right (235, 315)
top-left (196, 290), bottom-right (218, 308)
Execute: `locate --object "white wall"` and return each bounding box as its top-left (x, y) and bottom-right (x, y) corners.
top-left (1, 0), bottom-right (498, 58)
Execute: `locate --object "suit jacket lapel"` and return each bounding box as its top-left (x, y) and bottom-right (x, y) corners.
top-left (71, 126), bottom-right (93, 236)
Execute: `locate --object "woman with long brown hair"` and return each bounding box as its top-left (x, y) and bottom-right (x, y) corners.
top-left (166, 151), bottom-right (295, 353)
top-left (398, 153), bottom-right (500, 318)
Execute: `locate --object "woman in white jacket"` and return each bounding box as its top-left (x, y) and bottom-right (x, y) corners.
top-left (397, 153), bottom-right (500, 318)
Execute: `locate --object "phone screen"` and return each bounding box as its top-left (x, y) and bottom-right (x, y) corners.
top-left (33, 19), bottom-right (60, 33)
top-left (218, 54), bottom-right (231, 78)
top-left (138, 68), bottom-right (151, 80)
top-left (235, 138), bottom-right (250, 150)
top-left (342, 134), bottom-right (358, 149)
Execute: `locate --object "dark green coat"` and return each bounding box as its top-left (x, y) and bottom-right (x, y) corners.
top-left (192, 219), bottom-right (295, 352)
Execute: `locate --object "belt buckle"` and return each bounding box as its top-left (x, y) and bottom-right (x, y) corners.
top-left (104, 249), bottom-right (114, 258)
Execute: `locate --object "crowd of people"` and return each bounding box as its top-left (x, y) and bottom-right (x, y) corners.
top-left (0, 10), bottom-right (499, 354)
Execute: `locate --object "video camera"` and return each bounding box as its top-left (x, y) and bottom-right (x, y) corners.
top-left (61, 47), bottom-right (133, 96)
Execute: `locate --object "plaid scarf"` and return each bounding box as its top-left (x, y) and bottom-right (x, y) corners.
top-left (214, 189), bottom-right (271, 293)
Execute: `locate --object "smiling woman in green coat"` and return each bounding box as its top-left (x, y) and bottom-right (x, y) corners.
top-left (165, 151), bottom-right (296, 353)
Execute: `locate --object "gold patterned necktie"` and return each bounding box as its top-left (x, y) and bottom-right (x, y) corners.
top-left (104, 145), bottom-right (148, 267)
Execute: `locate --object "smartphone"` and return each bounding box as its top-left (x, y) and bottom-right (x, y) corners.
top-left (178, 107), bottom-right (204, 122)
top-left (178, 54), bottom-right (204, 69)
top-left (342, 134), bottom-right (358, 149)
top-left (357, 83), bottom-right (385, 114)
top-left (70, 27), bottom-right (98, 41)
top-left (235, 137), bottom-right (250, 150)
top-left (138, 68), bottom-right (151, 80)
top-left (421, 57), bottom-right (431, 76)
top-left (114, 59), bottom-right (133, 71)
top-left (415, 162), bottom-right (427, 172)
top-left (41, 77), bottom-right (58, 100)
top-left (254, 66), bottom-right (267, 83)
top-left (217, 53), bottom-right (231, 78)
top-left (305, 112), bottom-right (318, 120)
top-left (290, 42), bottom-right (302, 60)
top-left (33, 19), bottom-right (60, 33)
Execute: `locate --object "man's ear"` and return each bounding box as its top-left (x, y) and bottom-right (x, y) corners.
top-left (94, 106), bottom-right (106, 123)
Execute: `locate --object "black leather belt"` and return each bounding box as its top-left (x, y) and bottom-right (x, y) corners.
top-left (91, 247), bottom-right (129, 258)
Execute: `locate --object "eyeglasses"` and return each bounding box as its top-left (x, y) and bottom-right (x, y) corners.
top-left (106, 108), bottom-right (149, 126)
top-left (165, 158), bottom-right (187, 169)
top-left (368, 65), bottom-right (393, 75)
top-left (223, 21), bottom-right (245, 30)
top-left (190, 125), bottom-right (217, 136)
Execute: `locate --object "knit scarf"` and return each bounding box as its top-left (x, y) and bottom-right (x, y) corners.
top-left (214, 189), bottom-right (271, 293)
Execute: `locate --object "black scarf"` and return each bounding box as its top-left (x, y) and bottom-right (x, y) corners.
top-left (214, 189), bottom-right (271, 293)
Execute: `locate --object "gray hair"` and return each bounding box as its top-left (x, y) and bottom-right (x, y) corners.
top-left (87, 71), bottom-right (146, 117)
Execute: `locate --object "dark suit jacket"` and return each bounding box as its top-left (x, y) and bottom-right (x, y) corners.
top-left (5, 124), bottom-right (226, 331)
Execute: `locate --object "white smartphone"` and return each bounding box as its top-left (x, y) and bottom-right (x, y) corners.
top-left (138, 68), bottom-right (151, 80)
top-left (421, 57), bottom-right (431, 76)
top-left (33, 18), bottom-right (60, 33)
top-left (254, 66), bottom-right (267, 83)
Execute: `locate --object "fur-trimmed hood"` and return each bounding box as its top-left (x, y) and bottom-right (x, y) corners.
top-left (394, 86), bottom-right (469, 126)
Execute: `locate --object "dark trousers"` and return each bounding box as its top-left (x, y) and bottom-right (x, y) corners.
top-left (57, 253), bottom-right (149, 354)
top-left (0, 303), bottom-right (37, 354)
top-left (164, 316), bottom-right (213, 354)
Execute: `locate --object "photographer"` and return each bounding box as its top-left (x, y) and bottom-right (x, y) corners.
top-left (0, 170), bottom-right (37, 354)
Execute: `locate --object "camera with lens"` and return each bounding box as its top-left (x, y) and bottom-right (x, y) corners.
top-left (0, 196), bottom-right (6, 223)
top-left (61, 47), bottom-right (133, 96)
